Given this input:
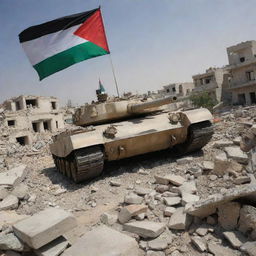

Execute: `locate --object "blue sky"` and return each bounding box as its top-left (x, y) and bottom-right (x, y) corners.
top-left (0, 0), bottom-right (255, 105)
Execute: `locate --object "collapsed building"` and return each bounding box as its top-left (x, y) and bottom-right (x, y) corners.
top-left (1, 95), bottom-right (65, 145)
top-left (192, 67), bottom-right (231, 103)
top-left (227, 40), bottom-right (256, 105)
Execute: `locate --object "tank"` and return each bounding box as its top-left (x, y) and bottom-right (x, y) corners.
top-left (50, 93), bottom-right (214, 183)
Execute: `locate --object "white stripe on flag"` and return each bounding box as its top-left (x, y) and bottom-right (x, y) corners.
top-left (21, 25), bottom-right (88, 65)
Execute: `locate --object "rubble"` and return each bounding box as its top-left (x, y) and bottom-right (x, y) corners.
top-left (118, 204), bottom-right (148, 224)
top-left (223, 231), bottom-right (246, 249)
top-left (62, 226), bottom-right (140, 256)
top-left (0, 165), bottom-right (27, 187)
top-left (13, 208), bottom-right (77, 249)
top-left (168, 207), bottom-right (192, 230)
top-left (123, 221), bottom-right (166, 238)
top-left (0, 195), bottom-right (19, 211)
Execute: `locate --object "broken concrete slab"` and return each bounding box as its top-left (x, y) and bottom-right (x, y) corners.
top-left (163, 175), bottom-right (185, 186)
top-left (0, 187), bottom-right (9, 200)
top-left (154, 175), bottom-right (169, 185)
top-left (13, 208), bottom-right (77, 249)
top-left (181, 192), bottom-right (199, 206)
top-left (179, 181), bottom-right (197, 194)
top-left (186, 184), bottom-right (256, 217)
top-left (168, 207), bottom-right (192, 230)
top-left (164, 207), bottom-right (176, 217)
top-left (234, 176), bottom-right (251, 185)
top-left (0, 165), bottom-right (27, 187)
top-left (123, 221), bottom-right (165, 239)
top-left (34, 236), bottom-right (69, 256)
top-left (0, 233), bottom-right (24, 252)
top-left (146, 251), bottom-right (165, 256)
top-left (135, 187), bottom-right (153, 196)
top-left (62, 225), bottom-right (140, 256)
top-left (208, 242), bottom-right (237, 256)
top-left (124, 193), bottom-right (143, 204)
top-left (224, 146), bottom-right (248, 164)
top-left (223, 231), bottom-right (246, 249)
top-left (163, 197), bottom-right (181, 206)
top-left (118, 205), bottom-right (148, 224)
top-left (202, 161), bottom-right (214, 171)
top-left (0, 195), bottom-right (19, 211)
top-left (148, 238), bottom-right (168, 251)
top-left (218, 202), bottom-right (240, 230)
top-left (191, 236), bottom-right (207, 252)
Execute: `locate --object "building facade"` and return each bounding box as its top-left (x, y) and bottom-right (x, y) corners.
top-left (2, 95), bottom-right (65, 145)
top-left (192, 67), bottom-right (231, 103)
top-left (158, 82), bottom-right (195, 98)
top-left (227, 40), bottom-right (256, 105)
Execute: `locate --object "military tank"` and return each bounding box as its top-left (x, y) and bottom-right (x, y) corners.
top-left (50, 92), bottom-right (214, 183)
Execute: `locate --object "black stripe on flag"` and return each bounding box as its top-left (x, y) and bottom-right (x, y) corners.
top-left (19, 8), bottom-right (98, 43)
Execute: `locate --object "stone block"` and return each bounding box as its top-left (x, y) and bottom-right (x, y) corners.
top-left (202, 161), bottom-right (214, 171)
top-left (135, 187), bottom-right (153, 196)
top-left (62, 226), bottom-right (140, 256)
top-left (181, 192), bottom-right (199, 206)
top-left (154, 175), bottom-right (169, 185)
top-left (0, 165), bottom-right (27, 187)
top-left (100, 212), bottom-right (118, 226)
top-left (123, 221), bottom-right (165, 239)
top-left (224, 146), bottom-right (248, 164)
top-left (118, 205), bottom-right (148, 224)
top-left (0, 211), bottom-right (29, 231)
top-left (218, 202), bottom-right (240, 230)
top-left (168, 207), bottom-right (192, 230)
top-left (163, 197), bottom-right (181, 206)
top-left (34, 236), bottom-right (69, 256)
top-left (164, 207), bottom-right (176, 217)
top-left (179, 181), bottom-right (197, 194)
top-left (13, 208), bottom-right (77, 249)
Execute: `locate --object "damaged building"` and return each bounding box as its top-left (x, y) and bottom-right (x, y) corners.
top-left (158, 82), bottom-right (195, 98)
top-left (192, 67), bottom-right (231, 103)
top-left (1, 95), bottom-right (64, 145)
top-left (227, 40), bottom-right (256, 105)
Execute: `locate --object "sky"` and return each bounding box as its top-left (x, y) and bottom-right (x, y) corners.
top-left (0, 0), bottom-right (255, 106)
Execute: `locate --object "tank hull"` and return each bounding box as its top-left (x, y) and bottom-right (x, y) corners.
top-left (50, 108), bottom-right (214, 182)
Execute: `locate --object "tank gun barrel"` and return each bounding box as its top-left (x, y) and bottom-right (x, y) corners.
top-left (128, 96), bottom-right (177, 113)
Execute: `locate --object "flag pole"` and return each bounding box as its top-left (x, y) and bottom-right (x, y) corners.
top-left (99, 5), bottom-right (120, 98)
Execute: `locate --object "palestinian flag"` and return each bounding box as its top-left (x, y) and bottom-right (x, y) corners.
top-left (19, 8), bottom-right (110, 80)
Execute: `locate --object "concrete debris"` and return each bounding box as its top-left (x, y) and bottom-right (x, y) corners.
top-left (223, 231), bottom-right (246, 249)
top-left (118, 204), bottom-right (148, 224)
top-left (224, 146), bottom-right (248, 164)
top-left (34, 236), bottom-right (69, 256)
top-left (11, 184), bottom-right (28, 200)
top-left (110, 180), bottom-right (122, 187)
top-left (238, 205), bottom-right (256, 234)
top-left (208, 242), bottom-right (237, 256)
top-left (164, 207), bottom-right (176, 217)
top-left (0, 165), bottom-right (27, 187)
top-left (163, 197), bottom-right (181, 206)
top-left (176, 157), bottom-right (193, 165)
top-left (181, 192), bottom-right (199, 206)
top-left (202, 161), bottom-right (214, 171)
top-left (123, 221), bottom-right (165, 238)
top-left (234, 176), bottom-right (251, 184)
top-left (163, 175), bottom-right (185, 186)
top-left (217, 202), bottom-right (240, 230)
top-left (186, 184), bottom-right (256, 217)
top-left (0, 195), bottom-right (19, 211)
top-left (124, 193), bottom-right (144, 204)
top-left (135, 187), bottom-right (153, 196)
top-left (62, 226), bottom-right (140, 256)
top-left (168, 207), bottom-right (192, 230)
top-left (100, 212), bottom-right (118, 226)
top-left (0, 187), bottom-right (9, 200)
top-left (213, 140), bottom-right (234, 148)
top-left (154, 175), bottom-right (169, 185)
top-left (0, 233), bottom-right (24, 252)
top-left (191, 236), bottom-right (207, 252)
top-left (0, 211), bottom-right (29, 231)
top-left (179, 181), bottom-right (197, 194)
top-left (148, 238), bottom-right (168, 251)
top-left (146, 251), bottom-right (165, 256)
top-left (13, 208), bottom-right (77, 249)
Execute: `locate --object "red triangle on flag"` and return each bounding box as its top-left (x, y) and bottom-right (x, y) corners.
top-left (74, 9), bottom-right (110, 53)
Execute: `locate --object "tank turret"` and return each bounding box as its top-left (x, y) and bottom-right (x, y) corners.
top-left (73, 95), bottom-right (177, 126)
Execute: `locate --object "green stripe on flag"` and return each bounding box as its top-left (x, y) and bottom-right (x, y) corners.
top-left (33, 41), bottom-right (109, 80)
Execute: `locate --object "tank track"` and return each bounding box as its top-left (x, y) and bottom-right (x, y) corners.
top-left (174, 121), bottom-right (214, 154)
top-left (53, 146), bottom-right (104, 183)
